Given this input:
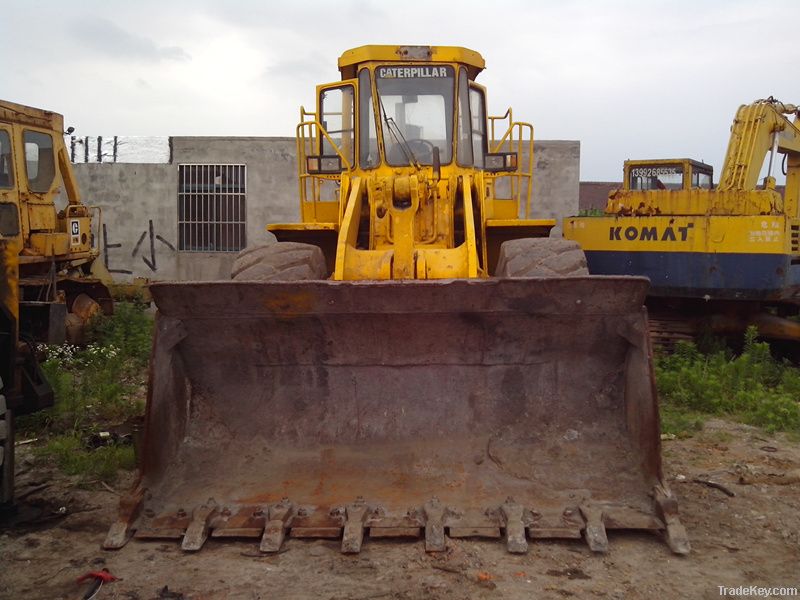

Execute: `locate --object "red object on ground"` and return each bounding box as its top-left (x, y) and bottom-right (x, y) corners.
top-left (76, 570), bottom-right (118, 584)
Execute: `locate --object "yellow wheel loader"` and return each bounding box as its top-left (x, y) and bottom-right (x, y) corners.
top-left (564, 98), bottom-right (800, 346)
top-left (106, 46), bottom-right (688, 556)
top-left (1, 100), bottom-right (113, 508)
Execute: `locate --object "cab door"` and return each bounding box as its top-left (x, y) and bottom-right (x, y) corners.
top-left (0, 124), bottom-right (21, 248)
top-left (17, 127), bottom-right (58, 237)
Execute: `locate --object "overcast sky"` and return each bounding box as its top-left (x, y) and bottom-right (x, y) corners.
top-left (2, 0), bottom-right (798, 180)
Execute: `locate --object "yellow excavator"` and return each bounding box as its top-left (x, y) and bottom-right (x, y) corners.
top-left (1, 100), bottom-right (113, 508)
top-left (106, 46), bottom-right (688, 556)
top-left (565, 98), bottom-right (800, 346)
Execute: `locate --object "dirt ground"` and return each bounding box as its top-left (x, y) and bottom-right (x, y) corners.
top-left (1, 418), bottom-right (799, 600)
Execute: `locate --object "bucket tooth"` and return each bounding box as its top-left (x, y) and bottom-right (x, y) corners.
top-left (181, 500), bottom-right (219, 552)
top-left (579, 505), bottom-right (608, 553)
top-left (260, 499), bottom-right (294, 553)
top-left (655, 487), bottom-right (691, 555)
top-left (500, 498), bottom-right (528, 554)
top-left (103, 486), bottom-right (144, 550)
top-left (423, 499), bottom-right (446, 552)
top-left (341, 497), bottom-right (370, 554)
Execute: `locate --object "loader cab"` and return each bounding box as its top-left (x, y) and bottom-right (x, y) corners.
top-left (624, 159), bottom-right (713, 191)
top-left (304, 46), bottom-right (516, 177)
top-left (283, 46), bottom-right (547, 280)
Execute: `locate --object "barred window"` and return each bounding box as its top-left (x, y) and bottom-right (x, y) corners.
top-left (178, 164), bottom-right (246, 252)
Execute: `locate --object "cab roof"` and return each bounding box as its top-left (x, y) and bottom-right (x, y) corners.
top-left (338, 45), bottom-right (485, 80)
top-left (624, 158), bottom-right (713, 173)
top-left (0, 99), bottom-right (64, 132)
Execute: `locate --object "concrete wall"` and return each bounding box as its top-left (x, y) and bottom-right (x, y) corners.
top-left (531, 141), bottom-right (580, 232)
top-left (73, 137), bottom-right (580, 281)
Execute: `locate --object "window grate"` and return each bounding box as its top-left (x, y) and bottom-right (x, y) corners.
top-left (178, 164), bottom-right (246, 252)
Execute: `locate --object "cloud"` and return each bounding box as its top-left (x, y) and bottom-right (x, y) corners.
top-left (3, 0), bottom-right (797, 178)
top-left (70, 16), bottom-right (190, 62)
top-left (263, 54), bottom-right (331, 84)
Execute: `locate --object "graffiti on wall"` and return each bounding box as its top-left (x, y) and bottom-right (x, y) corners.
top-left (103, 220), bottom-right (176, 275)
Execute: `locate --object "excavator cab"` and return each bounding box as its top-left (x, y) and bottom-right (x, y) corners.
top-left (625, 159), bottom-right (713, 192)
top-left (106, 46), bottom-right (688, 557)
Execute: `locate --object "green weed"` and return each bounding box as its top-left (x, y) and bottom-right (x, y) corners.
top-left (656, 327), bottom-right (800, 435)
top-left (18, 302), bottom-right (152, 480)
top-left (87, 301), bottom-right (153, 368)
top-left (577, 208), bottom-right (606, 216)
top-left (659, 404), bottom-right (705, 438)
top-left (35, 435), bottom-right (136, 483)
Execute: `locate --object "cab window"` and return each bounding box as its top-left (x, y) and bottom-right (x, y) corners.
top-left (358, 69), bottom-right (379, 169)
top-left (629, 165), bottom-right (683, 191)
top-left (320, 85), bottom-right (355, 167)
top-left (375, 64), bottom-right (455, 166)
top-left (0, 130), bottom-right (13, 188)
top-left (692, 170), bottom-right (712, 189)
top-left (456, 68), bottom-right (473, 166)
top-left (469, 87), bottom-right (486, 168)
top-left (24, 130), bottom-right (56, 193)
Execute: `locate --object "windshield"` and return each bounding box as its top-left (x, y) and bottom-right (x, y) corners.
top-left (374, 64), bottom-right (455, 166)
top-left (628, 164), bottom-right (684, 191)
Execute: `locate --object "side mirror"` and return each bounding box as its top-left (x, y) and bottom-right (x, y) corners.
top-left (306, 155), bottom-right (343, 174)
top-left (65, 126), bottom-right (75, 135)
top-left (484, 152), bottom-right (518, 173)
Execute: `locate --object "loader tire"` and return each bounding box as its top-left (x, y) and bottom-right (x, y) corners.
top-left (495, 238), bottom-right (589, 278)
top-left (231, 242), bottom-right (328, 281)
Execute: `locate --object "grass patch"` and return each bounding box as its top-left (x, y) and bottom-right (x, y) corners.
top-left (577, 208), bottom-right (606, 217)
top-left (659, 404), bottom-right (705, 438)
top-left (19, 302), bottom-right (153, 482)
top-left (87, 301), bottom-right (153, 367)
top-left (656, 328), bottom-right (800, 436)
top-left (35, 435), bottom-right (136, 483)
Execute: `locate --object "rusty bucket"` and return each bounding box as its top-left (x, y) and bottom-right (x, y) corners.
top-left (105, 277), bottom-right (688, 555)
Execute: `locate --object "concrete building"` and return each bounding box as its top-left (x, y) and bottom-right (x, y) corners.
top-left (73, 137), bottom-right (580, 281)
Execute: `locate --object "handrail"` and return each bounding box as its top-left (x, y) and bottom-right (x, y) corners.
top-left (485, 108), bottom-right (535, 218)
top-left (488, 108), bottom-right (512, 149)
top-left (296, 113), bottom-right (354, 223)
